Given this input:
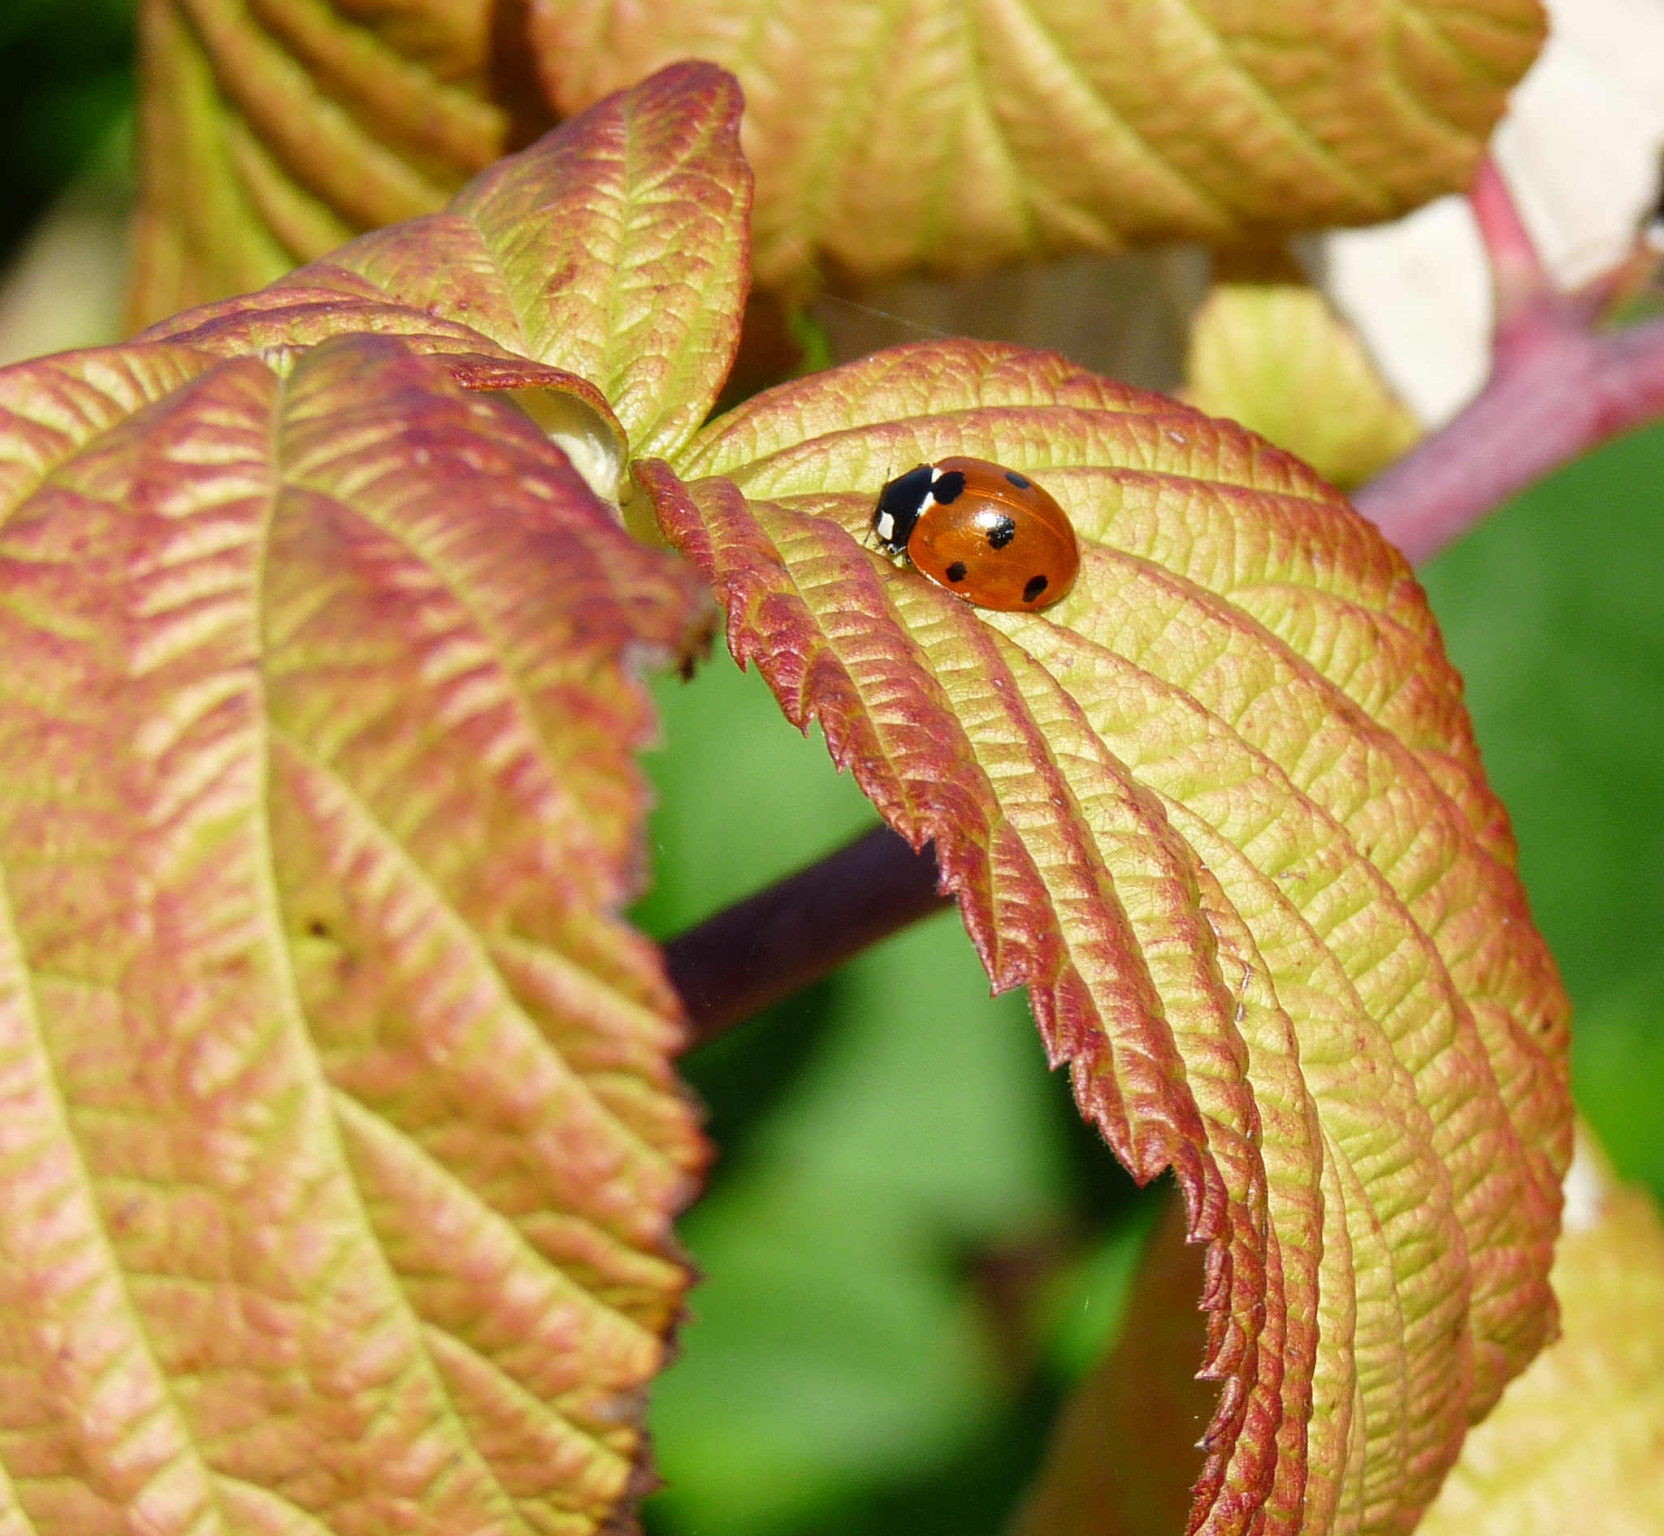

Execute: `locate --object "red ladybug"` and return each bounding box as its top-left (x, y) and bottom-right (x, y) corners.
top-left (872, 457), bottom-right (1079, 611)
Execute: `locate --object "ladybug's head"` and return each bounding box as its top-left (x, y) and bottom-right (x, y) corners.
top-left (873, 462), bottom-right (963, 552)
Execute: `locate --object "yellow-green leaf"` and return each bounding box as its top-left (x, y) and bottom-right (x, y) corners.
top-left (646, 337), bottom-right (1573, 1535)
top-left (533, 0), bottom-right (1545, 288)
top-left (132, 0), bottom-right (532, 326)
top-left (1419, 1125), bottom-right (1664, 1536)
top-left (0, 334), bottom-right (710, 1534)
top-left (1185, 282), bottom-right (1423, 490)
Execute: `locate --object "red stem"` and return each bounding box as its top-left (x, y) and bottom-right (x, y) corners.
top-left (666, 825), bottom-right (949, 1046)
top-left (1357, 155), bottom-right (1664, 562)
top-left (1352, 311), bottom-right (1664, 563)
top-left (1468, 156), bottom-right (1549, 324)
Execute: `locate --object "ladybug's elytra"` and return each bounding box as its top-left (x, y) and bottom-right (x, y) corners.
top-left (871, 457), bottom-right (1080, 612)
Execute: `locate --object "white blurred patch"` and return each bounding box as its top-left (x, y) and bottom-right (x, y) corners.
top-left (1561, 1128), bottom-right (1609, 1234)
top-left (1498, 0), bottom-right (1664, 288)
top-left (1320, 201), bottom-right (1492, 428)
top-left (1320, 0), bottom-right (1664, 426)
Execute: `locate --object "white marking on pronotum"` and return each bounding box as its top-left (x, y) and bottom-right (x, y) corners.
top-left (876, 511), bottom-right (896, 540)
top-left (914, 465), bottom-right (945, 516)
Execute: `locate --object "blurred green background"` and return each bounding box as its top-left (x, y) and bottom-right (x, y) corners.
top-left (3, 6), bottom-right (1661, 1534)
top-left (0, 0), bottom-right (132, 267)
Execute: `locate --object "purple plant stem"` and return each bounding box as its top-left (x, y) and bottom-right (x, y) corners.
top-left (1466, 157), bottom-right (1549, 323)
top-left (666, 825), bottom-right (949, 1046)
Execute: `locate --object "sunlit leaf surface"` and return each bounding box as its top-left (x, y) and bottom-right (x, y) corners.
top-left (70, 48), bottom-right (1587, 1533)
top-left (141, 62), bottom-right (751, 476)
top-left (1420, 1126), bottom-right (1664, 1536)
top-left (131, 0), bottom-right (542, 325)
top-left (645, 338), bottom-right (1573, 1535)
top-left (533, 0), bottom-right (1545, 287)
top-left (1185, 283), bottom-right (1423, 491)
top-left (0, 334), bottom-right (710, 1534)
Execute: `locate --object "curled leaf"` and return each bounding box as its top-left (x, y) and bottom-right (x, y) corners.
top-left (1017, 1125), bottom-right (1664, 1536)
top-left (534, 0), bottom-right (1545, 288)
top-left (1184, 282), bottom-right (1423, 490)
top-left (645, 338), bottom-right (1572, 1534)
top-left (0, 334), bottom-right (709, 1534)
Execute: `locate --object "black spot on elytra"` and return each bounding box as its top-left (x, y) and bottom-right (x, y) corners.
top-left (1005, 470), bottom-right (1031, 489)
top-left (1023, 574), bottom-right (1048, 602)
top-left (946, 561), bottom-right (969, 583)
top-left (987, 515), bottom-right (1017, 550)
top-left (932, 470), bottom-right (967, 504)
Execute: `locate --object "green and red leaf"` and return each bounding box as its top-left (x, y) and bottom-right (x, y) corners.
top-left (645, 338), bottom-right (1573, 1535)
top-left (142, 62), bottom-right (752, 478)
top-left (0, 334), bottom-right (710, 1534)
top-left (533, 0), bottom-right (1545, 288)
top-left (50, 43), bottom-right (1582, 1534)
top-left (136, 1), bottom-right (1547, 314)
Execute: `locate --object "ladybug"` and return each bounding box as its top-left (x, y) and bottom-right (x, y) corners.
top-left (871, 457), bottom-right (1079, 612)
